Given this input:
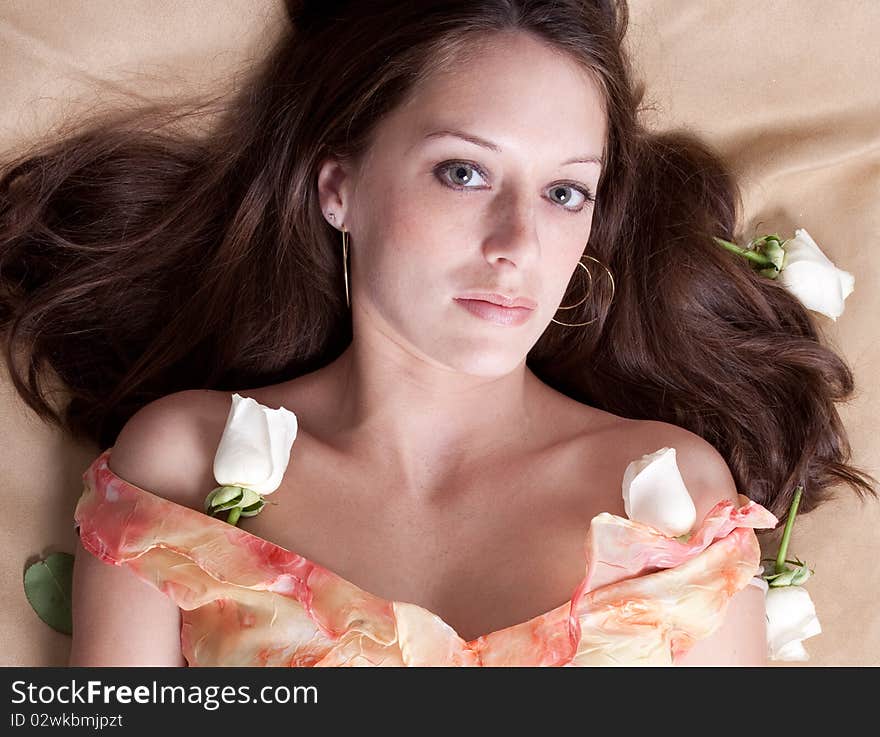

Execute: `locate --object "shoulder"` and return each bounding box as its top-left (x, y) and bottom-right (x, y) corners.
top-left (633, 419), bottom-right (741, 527)
top-left (108, 389), bottom-right (231, 511)
top-left (577, 415), bottom-right (766, 665)
top-left (625, 420), bottom-right (767, 665)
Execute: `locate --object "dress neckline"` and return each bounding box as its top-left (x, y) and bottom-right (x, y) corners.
top-left (93, 447), bottom-right (588, 644)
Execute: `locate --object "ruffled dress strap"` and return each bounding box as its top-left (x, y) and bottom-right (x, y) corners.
top-left (570, 494), bottom-right (776, 665)
top-left (73, 448), bottom-right (404, 666)
top-left (471, 494), bottom-right (777, 666)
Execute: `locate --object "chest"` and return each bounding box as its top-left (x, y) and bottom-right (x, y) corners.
top-left (232, 420), bottom-right (648, 642)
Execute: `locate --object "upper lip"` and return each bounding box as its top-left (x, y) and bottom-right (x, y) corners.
top-left (456, 292), bottom-right (538, 310)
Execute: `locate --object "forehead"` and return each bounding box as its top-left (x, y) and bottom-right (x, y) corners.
top-left (376, 32), bottom-right (608, 162)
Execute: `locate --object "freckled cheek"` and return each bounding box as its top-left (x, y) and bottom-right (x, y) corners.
top-left (373, 185), bottom-right (463, 265)
top-left (356, 192), bottom-right (456, 311)
top-left (543, 249), bottom-right (590, 312)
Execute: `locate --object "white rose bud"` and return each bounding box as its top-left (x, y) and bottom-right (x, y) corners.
top-left (213, 392), bottom-right (299, 495)
top-left (765, 585), bottom-right (822, 661)
top-left (778, 228), bottom-right (855, 321)
top-left (621, 447), bottom-right (697, 537)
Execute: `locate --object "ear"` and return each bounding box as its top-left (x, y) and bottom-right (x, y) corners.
top-left (316, 156), bottom-right (355, 228)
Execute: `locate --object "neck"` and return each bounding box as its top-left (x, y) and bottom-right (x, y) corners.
top-left (317, 335), bottom-right (546, 498)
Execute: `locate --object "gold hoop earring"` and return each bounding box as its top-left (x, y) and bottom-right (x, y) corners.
top-left (550, 255), bottom-right (615, 327)
top-left (341, 225), bottom-right (350, 309)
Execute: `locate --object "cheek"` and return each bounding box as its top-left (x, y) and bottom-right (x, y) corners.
top-left (355, 195), bottom-right (451, 312)
top-left (361, 177), bottom-right (460, 276)
top-left (538, 237), bottom-right (594, 315)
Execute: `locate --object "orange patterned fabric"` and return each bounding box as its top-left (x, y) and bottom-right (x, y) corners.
top-left (74, 448), bottom-right (777, 666)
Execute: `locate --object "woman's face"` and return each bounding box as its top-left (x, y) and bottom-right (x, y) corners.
top-left (322, 32), bottom-right (608, 376)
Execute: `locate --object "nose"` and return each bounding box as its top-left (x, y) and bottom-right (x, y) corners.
top-left (482, 185), bottom-right (540, 268)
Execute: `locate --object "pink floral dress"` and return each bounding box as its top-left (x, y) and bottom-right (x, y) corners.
top-left (73, 448), bottom-right (776, 666)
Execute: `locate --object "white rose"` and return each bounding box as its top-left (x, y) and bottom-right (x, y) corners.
top-left (621, 447), bottom-right (697, 537)
top-left (213, 392), bottom-right (299, 495)
top-left (765, 585), bottom-right (822, 661)
top-left (778, 228), bottom-right (855, 321)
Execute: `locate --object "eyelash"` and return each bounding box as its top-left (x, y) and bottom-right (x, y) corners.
top-left (434, 159), bottom-right (596, 213)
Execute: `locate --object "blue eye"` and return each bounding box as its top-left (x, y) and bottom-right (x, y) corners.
top-left (434, 160), bottom-right (596, 213)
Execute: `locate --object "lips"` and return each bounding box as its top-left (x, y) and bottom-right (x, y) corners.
top-left (453, 297), bottom-right (535, 326)
top-left (455, 292), bottom-right (538, 310)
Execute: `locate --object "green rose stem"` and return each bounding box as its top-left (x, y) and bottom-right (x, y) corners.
top-left (712, 237), bottom-right (777, 269)
top-left (775, 485), bottom-right (804, 576)
top-left (226, 507), bottom-right (242, 527)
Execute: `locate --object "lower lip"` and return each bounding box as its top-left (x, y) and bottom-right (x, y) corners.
top-left (454, 298), bottom-right (534, 326)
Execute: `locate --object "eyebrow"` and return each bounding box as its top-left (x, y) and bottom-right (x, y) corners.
top-left (421, 128), bottom-right (603, 167)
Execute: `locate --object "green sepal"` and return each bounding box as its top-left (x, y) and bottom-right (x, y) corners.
top-left (752, 235), bottom-right (785, 280)
top-left (763, 558), bottom-right (813, 587)
top-left (204, 485), bottom-right (244, 513)
top-left (213, 497), bottom-right (247, 514)
top-left (204, 485), bottom-right (268, 524)
top-left (239, 498), bottom-right (267, 518)
top-left (713, 234), bottom-right (785, 279)
top-left (237, 488), bottom-right (262, 508)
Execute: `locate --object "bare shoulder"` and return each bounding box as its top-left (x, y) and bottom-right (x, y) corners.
top-left (70, 387), bottom-right (230, 666)
top-left (570, 409), bottom-right (739, 522)
top-left (105, 374), bottom-right (337, 515)
top-left (108, 388), bottom-right (231, 512)
top-left (629, 418), bottom-right (742, 521)
top-left (628, 417), bottom-right (722, 458)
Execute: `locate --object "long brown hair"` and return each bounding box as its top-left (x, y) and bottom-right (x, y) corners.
top-left (1, 0), bottom-right (875, 527)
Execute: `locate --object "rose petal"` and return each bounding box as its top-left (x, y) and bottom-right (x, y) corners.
top-left (765, 585), bottom-right (822, 661)
top-left (213, 393), bottom-right (298, 495)
top-left (622, 447), bottom-right (696, 537)
top-left (779, 229), bottom-right (854, 321)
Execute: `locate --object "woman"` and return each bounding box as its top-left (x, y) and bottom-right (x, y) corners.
top-left (1, 0), bottom-right (874, 666)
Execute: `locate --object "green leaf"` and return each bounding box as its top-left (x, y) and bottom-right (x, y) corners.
top-left (24, 552), bottom-right (74, 635)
